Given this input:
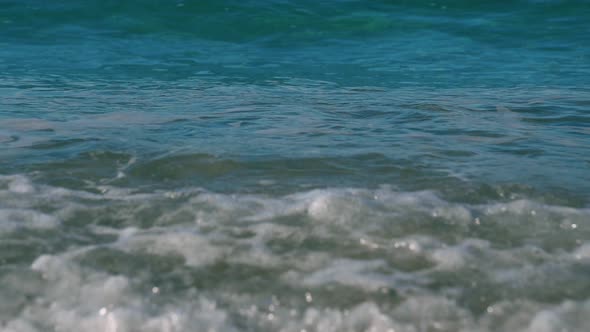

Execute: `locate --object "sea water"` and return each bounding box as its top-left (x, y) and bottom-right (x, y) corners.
top-left (1, 1), bottom-right (590, 331)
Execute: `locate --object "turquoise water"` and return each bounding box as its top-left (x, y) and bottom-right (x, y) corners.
top-left (1, 1), bottom-right (590, 331)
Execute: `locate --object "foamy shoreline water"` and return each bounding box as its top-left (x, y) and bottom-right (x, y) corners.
top-left (1, 175), bottom-right (589, 331)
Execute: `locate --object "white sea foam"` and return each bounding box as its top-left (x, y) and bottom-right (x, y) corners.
top-left (300, 259), bottom-right (390, 290)
top-left (0, 209), bottom-right (59, 233)
top-left (6, 175), bottom-right (35, 194)
top-left (1, 176), bottom-right (590, 331)
top-left (5, 254), bottom-right (235, 332)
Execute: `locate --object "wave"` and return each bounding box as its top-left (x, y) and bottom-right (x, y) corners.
top-left (1, 174), bottom-right (590, 331)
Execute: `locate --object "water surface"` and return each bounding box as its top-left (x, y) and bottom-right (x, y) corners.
top-left (1, 1), bottom-right (590, 331)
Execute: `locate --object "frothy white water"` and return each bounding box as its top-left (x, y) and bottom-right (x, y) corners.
top-left (6, 254), bottom-right (233, 332)
top-left (5, 252), bottom-right (590, 332)
top-left (1, 175), bottom-right (589, 331)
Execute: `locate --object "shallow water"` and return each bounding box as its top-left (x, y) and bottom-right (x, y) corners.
top-left (1, 1), bottom-right (590, 331)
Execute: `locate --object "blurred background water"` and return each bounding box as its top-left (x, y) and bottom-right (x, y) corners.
top-left (1, 1), bottom-right (590, 331)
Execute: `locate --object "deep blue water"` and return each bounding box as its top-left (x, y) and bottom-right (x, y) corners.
top-left (1, 1), bottom-right (590, 331)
